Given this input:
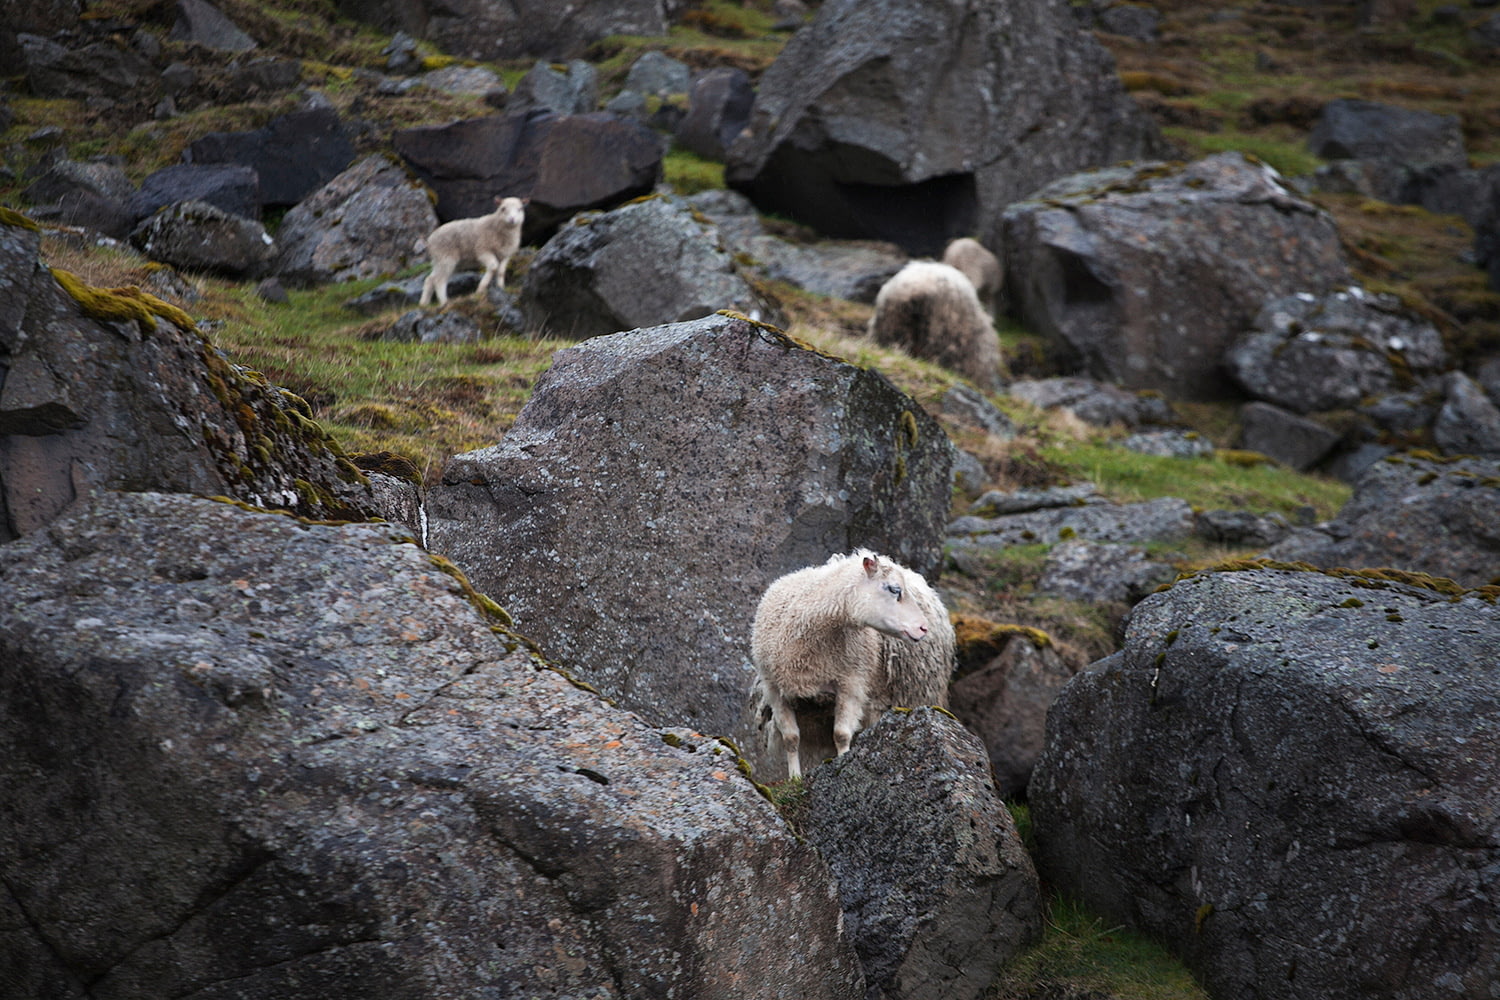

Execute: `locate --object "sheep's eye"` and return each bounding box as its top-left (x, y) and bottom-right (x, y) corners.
top-left (886, 583), bottom-right (903, 600)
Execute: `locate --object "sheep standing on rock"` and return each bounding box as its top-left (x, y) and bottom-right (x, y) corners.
top-left (868, 260), bottom-right (1006, 392)
top-left (751, 549), bottom-right (956, 779)
top-left (419, 196), bottom-right (526, 307)
top-left (942, 236), bottom-right (1003, 316)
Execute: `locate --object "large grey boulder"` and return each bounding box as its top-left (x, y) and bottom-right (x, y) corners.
top-left (676, 66), bottom-right (755, 162)
top-left (334, 0), bottom-right (686, 61)
top-left (1238, 400), bottom-right (1341, 472)
top-left (0, 491), bottom-right (863, 1000)
top-left (1264, 452), bottom-right (1500, 587)
top-left (1002, 153), bottom-right (1353, 399)
top-left (1226, 287), bottom-right (1449, 414)
top-left (393, 111), bottom-right (662, 239)
top-left (507, 58), bottom-right (598, 116)
top-left (168, 0), bottom-right (257, 51)
top-left (186, 107), bottom-right (356, 209)
top-left (803, 708), bottom-right (1042, 1000)
top-left (129, 162), bottom-right (260, 223)
top-left (129, 199), bottom-right (276, 278)
top-left (425, 313), bottom-right (954, 748)
top-left (518, 196), bottom-right (774, 338)
top-left (20, 156), bottom-right (135, 238)
top-left (18, 31), bottom-right (157, 101)
top-left (0, 214), bottom-right (372, 541)
top-left (1432, 370), bottom-right (1500, 457)
top-left (1030, 565), bottom-right (1500, 1000)
top-left (725, 0), bottom-right (1167, 255)
top-left (1308, 97), bottom-right (1467, 172)
top-left (273, 154), bottom-right (438, 287)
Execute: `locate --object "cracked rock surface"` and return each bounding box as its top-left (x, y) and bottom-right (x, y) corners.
top-left (0, 490), bottom-right (861, 1000)
top-left (1030, 565), bottom-right (1500, 1000)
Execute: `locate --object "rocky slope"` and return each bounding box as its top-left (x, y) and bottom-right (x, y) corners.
top-left (4, 1), bottom-right (1500, 999)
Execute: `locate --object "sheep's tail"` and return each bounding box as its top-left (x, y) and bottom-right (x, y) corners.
top-left (412, 237), bottom-right (427, 256)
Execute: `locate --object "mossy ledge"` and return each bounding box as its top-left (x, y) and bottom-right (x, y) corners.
top-left (954, 614), bottom-right (1056, 652)
top-left (0, 205), bottom-right (41, 232)
top-left (51, 267), bottom-right (198, 334)
top-left (1155, 557), bottom-right (1499, 603)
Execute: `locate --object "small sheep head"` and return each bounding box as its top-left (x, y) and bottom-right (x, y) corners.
top-left (494, 196), bottom-right (526, 226)
top-left (858, 552), bottom-right (930, 643)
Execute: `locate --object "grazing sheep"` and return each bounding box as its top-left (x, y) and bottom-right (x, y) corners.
top-left (942, 236), bottom-right (1003, 315)
top-left (751, 549), bottom-right (956, 779)
top-left (419, 196), bottom-right (526, 307)
top-left (868, 260), bottom-right (1006, 392)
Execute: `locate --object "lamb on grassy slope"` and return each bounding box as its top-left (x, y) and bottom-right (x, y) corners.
top-left (751, 549), bottom-right (956, 780)
top-left (869, 259), bottom-right (1006, 392)
top-left (419, 196), bottom-right (526, 307)
top-left (942, 236), bottom-right (1003, 316)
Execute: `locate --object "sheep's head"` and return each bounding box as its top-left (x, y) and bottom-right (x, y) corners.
top-left (854, 552), bottom-right (929, 643)
top-left (495, 196), bottom-right (526, 227)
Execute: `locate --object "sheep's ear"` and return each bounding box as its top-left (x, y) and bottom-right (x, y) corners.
top-left (862, 555), bottom-right (879, 577)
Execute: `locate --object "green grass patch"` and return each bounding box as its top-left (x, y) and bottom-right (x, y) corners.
top-left (1040, 442), bottom-right (1350, 521)
top-left (1163, 126), bottom-right (1323, 178)
top-left (203, 275), bottom-right (573, 481)
top-left (989, 894), bottom-right (1209, 1000)
top-left (663, 148), bottom-right (726, 194)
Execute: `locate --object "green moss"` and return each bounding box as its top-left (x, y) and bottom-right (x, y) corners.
top-left (51, 268), bottom-right (198, 334)
top-left (0, 205), bottom-right (40, 232)
top-left (425, 552), bottom-right (518, 630)
top-left (351, 450), bottom-right (423, 485)
top-left (1216, 448), bottom-right (1274, 468)
top-left (1155, 557), bottom-right (1500, 603)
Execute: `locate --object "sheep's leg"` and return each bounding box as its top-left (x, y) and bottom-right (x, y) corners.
top-left (768, 691), bottom-right (803, 780)
top-left (832, 677), bottom-right (871, 758)
top-left (475, 251), bottom-right (502, 297)
top-left (422, 257), bottom-right (457, 307)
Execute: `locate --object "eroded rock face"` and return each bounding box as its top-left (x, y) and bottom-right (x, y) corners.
top-left (129, 198), bottom-right (276, 278)
top-left (1030, 566), bottom-right (1500, 1000)
top-left (425, 313), bottom-right (954, 749)
top-left (1226, 288), bottom-right (1448, 415)
top-left (393, 111), bottom-right (662, 240)
top-left (0, 491), bottom-right (863, 1000)
top-left (1001, 153), bottom-right (1352, 399)
top-left (0, 215), bottom-right (373, 541)
top-left (726, 0), bottom-right (1167, 255)
top-left (804, 707), bottom-right (1042, 1000)
top-left (273, 154), bottom-right (438, 287)
top-left (186, 107), bottom-right (356, 209)
top-left (1308, 97), bottom-right (1467, 172)
top-left (1264, 452), bottom-right (1500, 587)
top-left (518, 196), bottom-right (774, 338)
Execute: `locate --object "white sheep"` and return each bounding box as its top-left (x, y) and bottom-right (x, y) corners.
top-left (941, 236), bottom-right (1003, 315)
top-left (419, 196), bottom-right (526, 307)
top-left (868, 260), bottom-right (1006, 392)
top-left (750, 549), bottom-right (956, 779)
